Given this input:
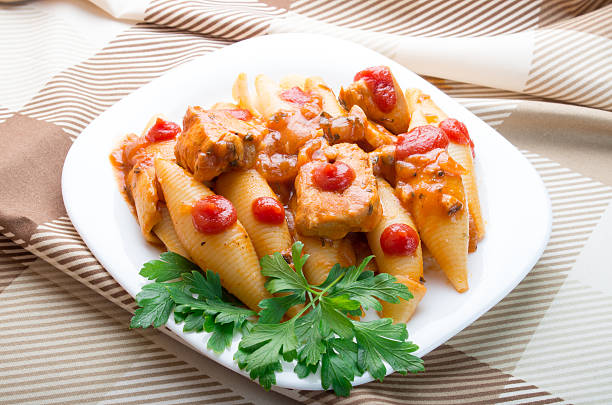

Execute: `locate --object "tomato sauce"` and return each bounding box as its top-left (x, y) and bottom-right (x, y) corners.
top-left (312, 161), bottom-right (355, 192)
top-left (146, 118), bottom-right (181, 142)
top-left (192, 195), bottom-right (237, 234)
top-left (110, 118), bottom-right (181, 208)
top-left (439, 118), bottom-right (474, 156)
top-left (252, 197), bottom-right (285, 224)
top-left (395, 149), bottom-right (466, 217)
top-left (380, 223), bottom-right (419, 256)
top-left (279, 87), bottom-right (312, 105)
top-left (217, 108), bottom-right (253, 121)
top-left (396, 125), bottom-right (449, 159)
top-left (354, 66), bottom-right (397, 113)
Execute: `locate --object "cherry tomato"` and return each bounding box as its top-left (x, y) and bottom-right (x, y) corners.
top-left (145, 118), bottom-right (181, 142)
top-left (312, 161), bottom-right (356, 193)
top-left (380, 223), bottom-right (420, 256)
top-left (252, 197), bottom-right (285, 224)
top-left (279, 87), bottom-right (311, 105)
top-left (192, 195), bottom-right (237, 234)
top-left (222, 108), bottom-right (252, 121)
top-left (354, 66), bottom-right (396, 113)
top-left (439, 118), bottom-right (475, 156)
top-left (396, 125), bottom-right (449, 159)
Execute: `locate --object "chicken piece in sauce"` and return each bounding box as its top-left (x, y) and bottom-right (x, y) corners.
top-left (253, 76), bottom-right (325, 182)
top-left (294, 142), bottom-right (382, 240)
top-left (339, 66), bottom-right (410, 134)
top-left (174, 106), bottom-right (266, 182)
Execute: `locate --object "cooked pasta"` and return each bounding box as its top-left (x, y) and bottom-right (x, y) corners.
top-left (112, 66), bottom-right (486, 326)
top-left (300, 235), bottom-right (356, 285)
top-left (406, 88), bottom-right (485, 242)
top-left (304, 76), bottom-right (346, 117)
top-left (254, 74), bottom-right (291, 119)
top-left (128, 165), bottom-right (162, 243)
top-left (232, 73), bottom-right (261, 117)
top-left (411, 186), bottom-right (469, 292)
top-left (379, 275), bottom-right (426, 323)
top-left (153, 204), bottom-right (190, 259)
top-left (154, 158), bottom-right (271, 311)
top-left (215, 169), bottom-right (292, 258)
top-left (366, 178), bottom-right (423, 281)
top-left (279, 74), bottom-right (306, 90)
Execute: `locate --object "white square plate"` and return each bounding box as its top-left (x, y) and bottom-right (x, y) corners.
top-left (62, 33), bottom-right (551, 390)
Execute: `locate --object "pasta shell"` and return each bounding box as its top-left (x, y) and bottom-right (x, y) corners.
top-left (300, 235), bottom-right (356, 286)
top-left (215, 169), bottom-right (292, 258)
top-left (154, 158), bottom-right (270, 311)
top-left (153, 203), bottom-right (190, 259)
top-left (379, 276), bottom-right (426, 323)
top-left (447, 142), bottom-right (485, 241)
top-left (366, 178), bottom-right (423, 281)
top-left (412, 192), bottom-right (469, 293)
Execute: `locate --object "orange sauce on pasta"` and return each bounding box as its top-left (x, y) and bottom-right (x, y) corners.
top-left (395, 149), bottom-right (466, 217)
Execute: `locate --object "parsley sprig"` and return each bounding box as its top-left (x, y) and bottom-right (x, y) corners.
top-left (130, 252), bottom-right (255, 353)
top-left (236, 242), bottom-right (423, 395)
top-left (129, 243), bottom-right (424, 396)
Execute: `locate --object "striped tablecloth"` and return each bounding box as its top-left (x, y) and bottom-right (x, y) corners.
top-left (1, 1), bottom-right (612, 403)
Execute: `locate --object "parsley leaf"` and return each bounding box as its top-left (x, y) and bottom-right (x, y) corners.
top-left (140, 252), bottom-right (199, 282)
top-left (130, 283), bottom-right (175, 328)
top-left (328, 271), bottom-right (413, 312)
top-left (238, 321), bottom-right (299, 389)
top-left (295, 306), bottom-right (326, 366)
top-left (258, 292), bottom-right (305, 324)
top-left (130, 253), bottom-right (254, 353)
top-left (320, 338), bottom-right (359, 397)
top-left (353, 319), bottom-right (424, 380)
top-left (182, 270), bottom-right (223, 300)
top-left (260, 251), bottom-right (309, 293)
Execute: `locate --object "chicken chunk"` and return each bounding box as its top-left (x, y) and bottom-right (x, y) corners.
top-left (294, 142), bottom-right (382, 239)
top-left (339, 66), bottom-right (410, 134)
top-left (175, 106), bottom-right (266, 182)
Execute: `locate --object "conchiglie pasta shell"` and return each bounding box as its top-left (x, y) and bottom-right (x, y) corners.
top-left (144, 139), bottom-right (176, 161)
top-left (367, 178), bottom-right (423, 281)
top-left (255, 74), bottom-right (289, 120)
top-left (131, 165), bottom-right (161, 244)
top-left (215, 169), bottom-right (292, 258)
top-left (304, 77), bottom-right (346, 117)
top-left (153, 204), bottom-right (190, 259)
top-left (279, 74), bottom-right (306, 90)
top-left (413, 198), bottom-right (469, 293)
top-left (379, 276), bottom-right (426, 323)
top-left (154, 158), bottom-right (270, 311)
top-left (300, 236), bottom-right (356, 286)
top-left (447, 142), bottom-right (484, 241)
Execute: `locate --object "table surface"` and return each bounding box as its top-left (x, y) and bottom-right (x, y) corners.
top-left (1, 1), bottom-right (612, 404)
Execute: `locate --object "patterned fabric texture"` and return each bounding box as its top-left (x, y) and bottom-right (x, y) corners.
top-left (1, 0), bottom-right (612, 403)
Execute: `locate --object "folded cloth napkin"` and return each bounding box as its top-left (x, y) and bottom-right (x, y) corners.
top-left (1, 1), bottom-right (612, 404)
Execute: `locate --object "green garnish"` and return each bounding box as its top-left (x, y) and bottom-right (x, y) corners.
top-left (130, 252), bottom-right (255, 353)
top-left (130, 243), bottom-right (424, 396)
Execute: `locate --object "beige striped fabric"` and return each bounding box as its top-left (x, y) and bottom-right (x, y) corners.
top-left (1, 0), bottom-right (612, 403)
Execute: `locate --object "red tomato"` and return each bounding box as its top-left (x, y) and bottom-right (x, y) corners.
top-left (192, 195), bottom-right (237, 234)
top-left (145, 118), bottom-right (181, 142)
top-left (439, 118), bottom-right (475, 156)
top-left (252, 197), bottom-right (285, 224)
top-left (354, 66), bottom-right (396, 113)
top-left (380, 223), bottom-right (420, 256)
top-left (224, 108), bottom-right (252, 121)
top-left (279, 87), bottom-right (311, 105)
top-left (396, 125), bottom-right (449, 159)
top-left (312, 161), bottom-right (356, 193)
